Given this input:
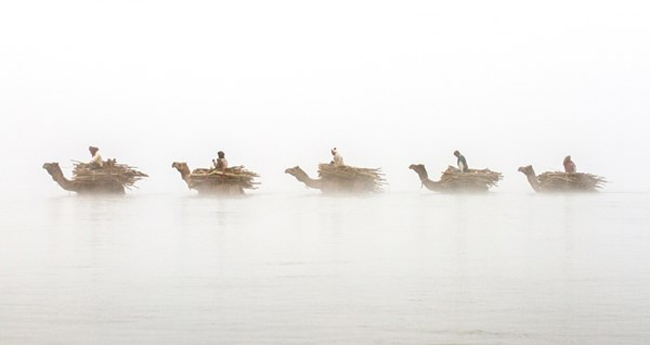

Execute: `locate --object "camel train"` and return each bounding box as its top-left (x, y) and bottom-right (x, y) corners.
top-left (43, 147), bottom-right (606, 195)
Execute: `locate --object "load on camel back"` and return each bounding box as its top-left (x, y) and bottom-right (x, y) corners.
top-left (285, 148), bottom-right (386, 194)
top-left (43, 147), bottom-right (148, 194)
top-left (172, 152), bottom-right (259, 195)
top-left (409, 151), bottom-right (502, 192)
top-left (518, 156), bottom-right (606, 192)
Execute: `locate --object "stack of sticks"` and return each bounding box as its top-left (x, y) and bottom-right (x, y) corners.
top-left (318, 163), bottom-right (386, 192)
top-left (537, 171), bottom-right (606, 190)
top-left (189, 166), bottom-right (260, 190)
top-left (440, 166), bottom-right (503, 189)
top-left (72, 160), bottom-right (148, 190)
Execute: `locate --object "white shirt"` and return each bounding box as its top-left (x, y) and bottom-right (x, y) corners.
top-left (90, 152), bottom-right (103, 167)
top-left (333, 153), bottom-right (344, 166)
top-left (214, 158), bottom-right (228, 170)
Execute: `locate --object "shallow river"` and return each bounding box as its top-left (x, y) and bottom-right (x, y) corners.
top-left (1, 192), bottom-right (649, 344)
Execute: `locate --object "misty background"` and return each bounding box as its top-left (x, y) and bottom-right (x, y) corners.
top-left (1, 0), bottom-right (648, 196)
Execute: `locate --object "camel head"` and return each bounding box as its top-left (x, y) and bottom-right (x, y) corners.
top-left (172, 162), bottom-right (191, 178)
top-left (284, 166), bottom-right (303, 176)
top-left (43, 162), bottom-right (64, 178)
top-left (518, 165), bottom-right (535, 177)
top-left (285, 166), bottom-right (313, 183)
top-left (409, 164), bottom-right (429, 181)
top-left (172, 161), bottom-right (188, 170)
top-left (285, 165), bottom-right (322, 190)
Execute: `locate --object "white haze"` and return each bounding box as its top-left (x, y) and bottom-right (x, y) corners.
top-left (1, 0), bottom-right (649, 196)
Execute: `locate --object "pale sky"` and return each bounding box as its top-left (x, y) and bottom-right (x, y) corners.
top-left (1, 0), bottom-right (649, 195)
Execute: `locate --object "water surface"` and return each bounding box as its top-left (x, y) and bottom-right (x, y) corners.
top-left (1, 192), bottom-right (649, 344)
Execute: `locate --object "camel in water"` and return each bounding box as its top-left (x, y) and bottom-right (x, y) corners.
top-left (518, 165), bottom-right (606, 192)
top-left (285, 164), bottom-right (385, 194)
top-left (43, 162), bottom-right (147, 194)
top-left (409, 164), bottom-right (502, 193)
top-left (172, 162), bottom-right (259, 195)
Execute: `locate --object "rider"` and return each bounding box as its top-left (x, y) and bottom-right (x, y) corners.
top-left (213, 151), bottom-right (228, 171)
top-left (454, 150), bottom-right (468, 173)
top-left (331, 147), bottom-right (345, 166)
top-left (563, 155), bottom-right (577, 173)
top-left (88, 146), bottom-right (104, 169)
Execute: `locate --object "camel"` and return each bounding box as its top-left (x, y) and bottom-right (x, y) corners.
top-left (172, 162), bottom-right (255, 195)
top-left (284, 165), bottom-right (383, 194)
top-left (409, 164), bottom-right (502, 192)
top-left (43, 162), bottom-right (125, 194)
top-left (518, 165), bottom-right (606, 192)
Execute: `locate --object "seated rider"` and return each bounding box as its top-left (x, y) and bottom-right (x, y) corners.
top-left (330, 147), bottom-right (344, 166)
top-left (563, 155), bottom-right (576, 173)
top-left (454, 150), bottom-right (468, 173)
top-left (213, 151), bottom-right (228, 171)
top-left (88, 146), bottom-right (104, 169)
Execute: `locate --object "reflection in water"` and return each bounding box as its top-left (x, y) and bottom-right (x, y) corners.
top-left (1, 193), bottom-right (649, 344)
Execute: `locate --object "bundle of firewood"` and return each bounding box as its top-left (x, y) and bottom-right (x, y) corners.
top-left (318, 163), bottom-right (386, 192)
top-left (439, 166), bottom-right (502, 189)
top-left (189, 166), bottom-right (260, 190)
top-left (537, 171), bottom-right (606, 190)
top-left (72, 160), bottom-right (148, 189)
